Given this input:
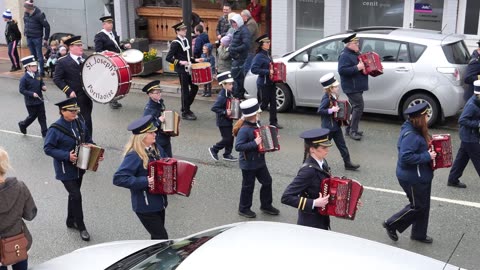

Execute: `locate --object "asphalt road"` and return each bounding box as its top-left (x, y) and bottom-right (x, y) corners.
top-left (0, 77), bottom-right (478, 269)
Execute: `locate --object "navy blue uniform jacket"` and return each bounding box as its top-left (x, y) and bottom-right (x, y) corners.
top-left (53, 54), bottom-right (86, 98)
top-left (338, 47), bottom-right (368, 94)
top-left (211, 88), bottom-right (234, 127)
top-left (19, 72), bottom-right (45, 106)
top-left (44, 118), bottom-right (93, 181)
top-left (458, 95), bottom-right (480, 143)
top-left (113, 151), bottom-right (167, 213)
top-left (251, 50), bottom-right (273, 87)
top-left (317, 93), bottom-right (341, 132)
top-left (235, 121), bottom-right (266, 170)
top-left (281, 156), bottom-right (331, 229)
top-left (396, 121), bottom-right (433, 184)
top-left (94, 31), bottom-right (127, 53)
top-left (143, 98), bottom-right (171, 147)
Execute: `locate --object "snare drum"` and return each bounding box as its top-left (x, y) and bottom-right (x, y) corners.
top-left (122, 49), bottom-right (144, 76)
top-left (81, 51), bottom-right (132, 104)
top-left (191, 62), bottom-right (212, 85)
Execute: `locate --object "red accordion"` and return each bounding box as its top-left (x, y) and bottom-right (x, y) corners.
top-left (430, 134), bottom-right (453, 170)
top-left (318, 176), bottom-right (363, 220)
top-left (226, 98), bottom-right (241, 120)
top-left (254, 125), bottom-right (280, 153)
top-left (333, 100), bottom-right (352, 124)
top-left (358, 52), bottom-right (383, 77)
top-left (269, 62), bottom-right (286, 83)
top-left (148, 158), bottom-right (198, 197)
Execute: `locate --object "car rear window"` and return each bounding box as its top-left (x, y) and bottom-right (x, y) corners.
top-left (442, 41), bottom-right (470, 64)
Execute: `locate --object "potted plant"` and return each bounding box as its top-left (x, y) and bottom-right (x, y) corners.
top-left (138, 48), bottom-right (162, 76)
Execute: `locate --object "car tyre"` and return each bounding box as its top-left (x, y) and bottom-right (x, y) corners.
top-left (276, 84), bottom-right (292, 112)
top-left (402, 93), bottom-right (439, 127)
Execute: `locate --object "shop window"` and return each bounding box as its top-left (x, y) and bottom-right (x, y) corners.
top-left (349, 0), bottom-right (404, 29)
top-left (295, 0), bottom-right (325, 49)
top-left (464, 0), bottom-right (480, 35)
top-left (142, 0), bottom-right (248, 10)
top-left (413, 0), bottom-right (444, 31)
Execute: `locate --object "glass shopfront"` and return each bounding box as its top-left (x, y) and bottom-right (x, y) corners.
top-left (296, 0), bottom-right (325, 49)
top-left (142, 0), bottom-right (249, 10)
top-left (413, 0), bottom-right (444, 30)
top-left (349, 0), bottom-right (404, 29)
top-left (464, 0), bottom-right (480, 35)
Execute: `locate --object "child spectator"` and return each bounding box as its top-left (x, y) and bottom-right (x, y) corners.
top-left (216, 34), bottom-right (232, 74)
top-left (18, 56), bottom-right (48, 138)
top-left (196, 43), bottom-right (216, 97)
top-left (57, 45), bottom-right (67, 57)
top-left (44, 40), bottom-right (59, 77)
top-left (193, 24), bottom-right (210, 59)
top-left (208, 71), bottom-right (238, 162)
top-left (3, 9), bottom-right (22, 72)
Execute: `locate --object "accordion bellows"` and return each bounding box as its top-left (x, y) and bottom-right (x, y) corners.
top-left (318, 176), bottom-right (363, 220)
top-left (162, 111), bottom-right (180, 136)
top-left (148, 158), bottom-right (197, 197)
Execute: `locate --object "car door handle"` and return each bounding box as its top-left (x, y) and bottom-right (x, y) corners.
top-left (395, 67), bottom-right (410, 72)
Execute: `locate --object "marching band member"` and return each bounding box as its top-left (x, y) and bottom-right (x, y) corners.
top-left (165, 21), bottom-right (199, 121)
top-left (142, 80), bottom-right (173, 158)
top-left (94, 15), bottom-right (131, 110)
top-left (383, 103), bottom-right (436, 244)
top-left (53, 36), bottom-right (93, 138)
top-left (317, 73), bottom-right (359, 171)
top-left (233, 98), bottom-right (279, 218)
top-left (43, 98), bottom-right (95, 241)
top-left (113, 115), bottom-right (169, 239)
top-left (281, 128), bottom-right (331, 230)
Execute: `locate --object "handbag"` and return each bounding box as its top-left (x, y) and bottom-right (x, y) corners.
top-left (0, 232), bottom-right (28, 266)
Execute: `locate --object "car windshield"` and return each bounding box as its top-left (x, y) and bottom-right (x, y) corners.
top-left (442, 41), bottom-right (470, 64)
top-left (124, 227), bottom-right (230, 270)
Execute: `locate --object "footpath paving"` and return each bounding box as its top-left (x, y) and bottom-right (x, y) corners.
top-left (0, 45), bottom-right (220, 100)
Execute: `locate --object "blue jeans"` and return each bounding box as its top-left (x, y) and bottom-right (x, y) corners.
top-left (27, 37), bottom-right (44, 74)
top-left (0, 259), bottom-right (28, 270)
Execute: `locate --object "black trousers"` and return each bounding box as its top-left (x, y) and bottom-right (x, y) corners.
top-left (212, 126), bottom-right (234, 156)
top-left (329, 129), bottom-right (350, 163)
top-left (385, 181), bottom-right (431, 239)
top-left (136, 210), bottom-right (169, 240)
top-left (178, 72), bottom-right (198, 114)
top-left (232, 60), bottom-right (246, 99)
top-left (76, 94), bottom-right (93, 138)
top-left (448, 141), bottom-right (480, 184)
top-left (345, 92), bottom-right (364, 133)
top-left (239, 166), bottom-right (273, 212)
top-left (62, 177), bottom-right (86, 230)
top-left (21, 103), bottom-right (48, 137)
top-left (258, 83), bottom-right (278, 125)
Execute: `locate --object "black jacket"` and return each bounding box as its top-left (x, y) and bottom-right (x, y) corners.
top-left (94, 31), bottom-right (127, 53)
top-left (23, 8), bottom-right (50, 40)
top-left (166, 37), bottom-right (194, 74)
top-left (53, 54), bottom-right (86, 98)
top-left (4, 20), bottom-right (21, 43)
top-left (19, 72), bottom-right (45, 106)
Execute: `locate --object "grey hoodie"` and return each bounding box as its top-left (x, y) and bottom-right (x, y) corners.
top-left (0, 177), bottom-right (37, 250)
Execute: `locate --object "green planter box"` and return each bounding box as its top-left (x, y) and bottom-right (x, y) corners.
top-left (138, 57), bottom-right (162, 76)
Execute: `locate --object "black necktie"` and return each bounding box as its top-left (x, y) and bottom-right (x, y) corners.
top-left (77, 57), bottom-right (82, 65)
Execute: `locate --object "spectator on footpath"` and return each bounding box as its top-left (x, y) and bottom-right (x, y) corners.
top-left (23, 0), bottom-right (50, 77)
top-left (193, 24), bottom-right (210, 59)
top-left (229, 14), bottom-right (251, 99)
top-left (241, 10), bottom-right (259, 74)
top-left (196, 43), bottom-right (216, 97)
top-left (217, 35), bottom-right (232, 74)
top-left (215, 4), bottom-right (232, 49)
top-left (3, 9), bottom-right (22, 72)
top-left (44, 40), bottom-right (59, 77)
top-left (0, 147), bottom-right (37, 270)
top-left (247, 0), bottom-right (262, 26)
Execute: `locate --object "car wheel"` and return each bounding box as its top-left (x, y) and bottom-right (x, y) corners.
top-left (276, 84), bottom-right (292, 112)
top-left (402, 93), bottom-right (439, 127)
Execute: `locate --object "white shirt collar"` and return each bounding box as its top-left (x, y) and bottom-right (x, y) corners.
top-left (27, 71), bottom-right (35, 78)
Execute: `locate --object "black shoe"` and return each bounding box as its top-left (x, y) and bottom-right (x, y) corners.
top-left (223, 154), bottom-right (238, 162)
top-left (18, 122), bottom-right (26, 135)
top-left (110, 101), bottom-right (122, 109)
top-left (260, 206), bottom-right (280, 215)
top-left (349, 132), bottom-right (362, 141)
top-left (357, 131), bottom-right (364, 136)
top-left (411, 236), bottom-right (433, 244)
top-left (80, 230), bottom-right (90, 241)
top-left (201, 93), bottom-right (206, 97)
top-left (40, 72), bottom-right (46, 78)
top-left (382, 221), bottom-right (398, 241)
top-left (447, 181), bottom-right (467, 188)
top-left (204, 93), bottom-right (211, 97)
top-left (66, 220), bottom-right (78, 230)
top-left (272, 123), bottom-right (283, 129)
top-left (182, 113), bottom-right (196, 120)
top-left (208, 147), bottom-right (219, 161)
top-left (344, 161), bottom-right (360, 171)
top-left (238, 209), bottom-right (256, 218)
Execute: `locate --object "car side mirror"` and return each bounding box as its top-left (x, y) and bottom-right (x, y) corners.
top-left (300, 54), bottom-right (309, 69)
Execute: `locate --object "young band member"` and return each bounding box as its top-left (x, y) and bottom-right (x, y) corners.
top-left (208, 71), bottom-right (238, 162)
top-left (44, 98), bottom-right (98, 241)
top-left (383, 103), bottom-right (436, 244)
top-left (18, 55), bottom-right (48, 137)
top-left (233, 98), bottom-right (279, 218)
top-left (142, 80), bottom-right (173, 158)
top-left (165, 21), bottom-right (199, 121)
top-left (113, 115), bottom-right (169, 239)
top-left (446, 80), bottom-right (480, 188)
top-left (250, 34), bottom-right (282, 129)
top-left (281, 128), bottom-right (332, 230)
top-left (317, 73), bottom-right (359, 171)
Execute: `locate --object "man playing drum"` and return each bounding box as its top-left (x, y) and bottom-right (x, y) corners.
top-left (165, 22), bottom-right (199, 121)
top-left (94, 15), bottom-right (131, 110)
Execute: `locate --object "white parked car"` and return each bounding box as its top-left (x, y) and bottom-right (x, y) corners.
top-left (244, 27), bottom-right (470, 126)
top-left (31, 221), bottom-right (462, 270)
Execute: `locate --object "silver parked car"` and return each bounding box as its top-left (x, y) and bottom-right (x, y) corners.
top-left (244, 27), bottom-right (470, 126)
top-left (31, 221), bottom-right (463, 270)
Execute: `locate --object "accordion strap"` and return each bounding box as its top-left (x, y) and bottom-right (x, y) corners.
top-left (301, 161), bottom-right (331, 176)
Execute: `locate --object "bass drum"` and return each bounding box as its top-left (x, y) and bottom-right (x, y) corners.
top-left (122, 49), bottom-right (144, 76)
top-left (81, 51), bottom-right (132, 104)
